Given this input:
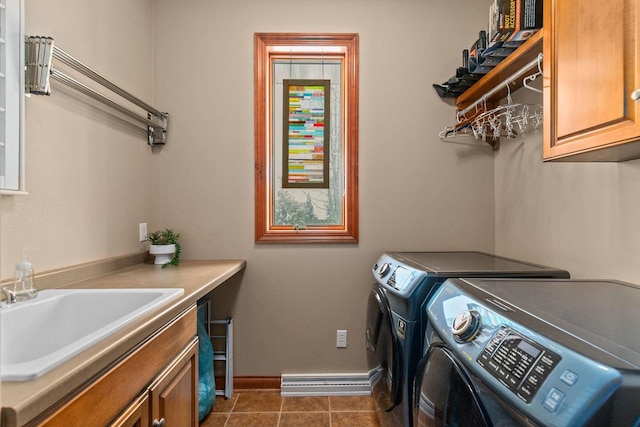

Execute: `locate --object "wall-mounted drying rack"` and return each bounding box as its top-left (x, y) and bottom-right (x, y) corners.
top-left (440, 32), bottom-right (543, 150)
top-left (25, 36), bottom-right (168, 146)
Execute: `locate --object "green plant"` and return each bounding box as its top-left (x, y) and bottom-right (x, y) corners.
top-left (147, 228), bottom-right (181, 268)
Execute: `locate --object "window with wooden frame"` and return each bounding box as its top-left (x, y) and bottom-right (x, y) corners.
top-left (254, 33), bottom-right (359, 243)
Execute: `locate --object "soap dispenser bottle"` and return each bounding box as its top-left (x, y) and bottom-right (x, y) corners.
top-left (14, 248), bottom-right (37, 301)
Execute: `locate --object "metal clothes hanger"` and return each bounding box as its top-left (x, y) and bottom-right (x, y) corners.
top-left (522, 53), bottom-right (543, 94)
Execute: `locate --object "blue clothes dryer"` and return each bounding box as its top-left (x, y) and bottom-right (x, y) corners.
top-left (365, 251), bottom-right (569, 427)
top-left (414, 277), bottom-right (640, 426)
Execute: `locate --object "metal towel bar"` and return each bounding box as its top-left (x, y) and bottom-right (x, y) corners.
top-left (25, 36), bottom-right (168, 146)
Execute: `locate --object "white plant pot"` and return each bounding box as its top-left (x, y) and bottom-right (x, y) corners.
top-left (149, 244), bottom-right (176, 265)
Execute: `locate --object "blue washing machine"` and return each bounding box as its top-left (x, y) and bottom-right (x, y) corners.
top-left (414, 277), bottom-right (640, 426)
top-left (365, 252), bottom-right (569, 427)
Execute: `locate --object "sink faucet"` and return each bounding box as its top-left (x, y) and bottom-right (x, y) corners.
top-left (1, 287), bottom-right (17, 305)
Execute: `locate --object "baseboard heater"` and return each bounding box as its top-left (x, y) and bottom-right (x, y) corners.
top-left (280, 373), bottom-right (371, 397)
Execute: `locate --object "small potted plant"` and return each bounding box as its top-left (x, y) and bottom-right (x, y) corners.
top-left (147, 228), bottom-right (181, 268)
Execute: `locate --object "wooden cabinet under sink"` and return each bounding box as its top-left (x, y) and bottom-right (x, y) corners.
top-left (37, 306), bottom-right (198, 427)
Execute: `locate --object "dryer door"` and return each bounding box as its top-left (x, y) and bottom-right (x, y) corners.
top-left (366, 286), bottom-right (402, 412)
top-left (413, 344), bottom-right (490, 427)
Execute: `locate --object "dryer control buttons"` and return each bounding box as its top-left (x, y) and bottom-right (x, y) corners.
top-left (543, 388), bottom-right (566, 413)
top-left (477, 326), bottom-right (561, 403)
top-left (560, 369), bottom-right (579, 386)
top-left (378, 263), bottom-right (391, 277)
top-left (452, 310), bottom-right (482, 343)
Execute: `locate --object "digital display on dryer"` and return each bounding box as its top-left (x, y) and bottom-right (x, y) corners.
top-left (518, 340), bottom-right (541, 359)
top-left (477, 326), bottom-right (561, 403)
top-left (387, 266), bottom-right (412, 290)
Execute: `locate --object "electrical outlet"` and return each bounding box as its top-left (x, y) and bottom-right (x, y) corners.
top-left (139, 223), bottom-right (148, 242)
top-left (337, 330), bottom-right (347, 348)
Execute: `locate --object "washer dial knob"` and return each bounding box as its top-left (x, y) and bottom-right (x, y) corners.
top-left (378, 263), bottom-right (391, 277)
top-left (452, 310), bottom-right (482, 343)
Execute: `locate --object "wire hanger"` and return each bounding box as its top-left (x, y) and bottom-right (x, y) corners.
top-left (522, 53), bottom-right (543, 93)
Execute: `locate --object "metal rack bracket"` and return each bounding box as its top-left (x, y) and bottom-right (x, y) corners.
top-left (210, 317), bottom-right (234, 398)
top-left (25, 36), bottom-right (168, 146)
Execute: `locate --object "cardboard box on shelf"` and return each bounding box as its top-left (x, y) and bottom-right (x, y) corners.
top-left (489, 0), bottom-right (541, 44)
top-left (507, 0), bottom-right (543, 43)
top-left (489, 0), bottom-right (516, 44)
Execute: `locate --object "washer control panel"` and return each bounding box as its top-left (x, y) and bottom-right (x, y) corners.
top-left (477, 326), bottom-right (561, 403)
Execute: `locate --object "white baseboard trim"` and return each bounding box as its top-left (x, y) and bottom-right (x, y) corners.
top-left (280, 373), bottom-right (371, 397)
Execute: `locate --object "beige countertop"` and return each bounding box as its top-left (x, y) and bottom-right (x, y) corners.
top-left (1, 258), bottom-right (246, 427)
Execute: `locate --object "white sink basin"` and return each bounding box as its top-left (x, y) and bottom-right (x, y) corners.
top-left (0, 288), bottom-right (184, 381)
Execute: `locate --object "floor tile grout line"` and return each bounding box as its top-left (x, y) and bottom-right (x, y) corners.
top-left (223, 394), bottom-right (238, 427)
top-left (229, 395), bottom-right (239, 412)
top-left (277, 397), bottom-right (284, 427)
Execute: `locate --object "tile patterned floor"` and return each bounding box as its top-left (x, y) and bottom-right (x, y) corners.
top-left (199, 392), bottom-right (380, 427)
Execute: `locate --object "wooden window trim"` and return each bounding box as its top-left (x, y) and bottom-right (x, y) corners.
top-left (254, 33), bottom-right (359, 243)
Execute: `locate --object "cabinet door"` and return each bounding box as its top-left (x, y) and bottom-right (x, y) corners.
top-left (150, 338), bottom-right (199, 427)
top-left (544, 0), bottom-right (640, 161)
top-left (108, 393), bottom-right (150, 427)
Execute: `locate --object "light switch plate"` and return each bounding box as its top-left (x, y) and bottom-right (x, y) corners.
top-left (139, 223), bottom-right (147, 242)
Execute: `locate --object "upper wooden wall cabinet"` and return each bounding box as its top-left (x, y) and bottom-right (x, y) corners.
top-left (543, 0), bottom-right (640, 161)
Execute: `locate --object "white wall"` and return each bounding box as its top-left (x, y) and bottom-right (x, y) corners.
top-left (495, 89), bottom-right (640, 283)
top-left (151, 0), bottom-right (495, 374)
top-left (0, 0), bottom-right (154, 277)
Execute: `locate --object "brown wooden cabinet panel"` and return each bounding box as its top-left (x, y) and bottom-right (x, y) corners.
top-left (109, 340), bottom-right (198, 427)
top-left (544, 0), bottom-right (640, 161)
top-left (150, 340), bottom-right (198, 427)
top-left (108, 393), bottom-right (149, 427)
